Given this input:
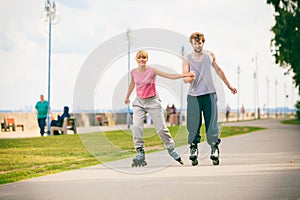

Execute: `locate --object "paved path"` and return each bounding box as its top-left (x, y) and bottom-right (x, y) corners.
top-left (0, 118), bottom-right (299, 200)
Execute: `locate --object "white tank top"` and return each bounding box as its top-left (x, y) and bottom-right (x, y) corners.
top-left (187, 50), bottom-right (216, 96)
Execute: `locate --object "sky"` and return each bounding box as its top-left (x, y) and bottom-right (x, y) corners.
top-left (0, 0), bottom-right (299, 113)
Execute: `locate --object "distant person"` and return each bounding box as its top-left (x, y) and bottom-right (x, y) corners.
top-left (51, 106), bottom-right (70, 135)
top-left (165, 105), bottom-right (171, 121)
top-left (35, 94), bottom-right (48, 136)
top-left (262, 104), bottom-right (266, 117)
top-left (124, 50), bottom-right (195, 167)
top-left (169, 104), bottom-right (178, 126)
top-left (241, 104), bottom-right (246, 119)
top-left (182, 32), bottom-right (237, 166)
top-left (170, 104), bottom-right (177, 114)
top-left (226, 104), bottom-right (231, 122)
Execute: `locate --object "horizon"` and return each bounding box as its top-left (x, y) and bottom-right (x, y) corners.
top-left (0, 106), bottom-right (296, 114)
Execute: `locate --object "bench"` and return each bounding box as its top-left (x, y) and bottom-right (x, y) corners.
top-left (1, 118), bottom-right (24, 132)
top-left (50, 117), bottom-right (77, 136)
top-left (16, 124), bottom-right (24, 131)
top-left (96, 114), bottom-right (109, 126)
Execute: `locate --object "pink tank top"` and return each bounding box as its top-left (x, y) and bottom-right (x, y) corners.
top-left (131, 66), bottom-right (157, 98)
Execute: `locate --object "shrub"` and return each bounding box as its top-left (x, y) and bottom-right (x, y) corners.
top-left (296, 100), bottom-right (300, 122)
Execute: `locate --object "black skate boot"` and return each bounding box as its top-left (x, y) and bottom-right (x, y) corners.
top-left (210, 139), bottom-right (221, 165)
top-left (167, 147), bottom-right (184, 165)
top-left (189, 143), bottom-right (198, 166)
top-left (131, 147), bottom-right (147, 167)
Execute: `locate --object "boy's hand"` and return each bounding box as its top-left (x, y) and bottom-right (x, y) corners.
top-left (188, 71), bottom-right (195, 79)
top-left (229, 86), bottom-right (237, 94)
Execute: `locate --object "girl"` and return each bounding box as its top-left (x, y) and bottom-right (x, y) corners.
top-left (124, 50), bottom-right (195, 166)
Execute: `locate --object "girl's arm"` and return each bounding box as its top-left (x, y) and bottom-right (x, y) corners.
top-left (124, 75), bottom-right (135, 104)
top-left (154, 68), bottom-right (195, 80)
top-left (182, 57), bottom-right (194, 83)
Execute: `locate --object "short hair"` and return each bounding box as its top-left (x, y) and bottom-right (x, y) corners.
top-left (190, 32), bottom-right (205, 43)
top-left (135, 50), bottom-right (148, 59)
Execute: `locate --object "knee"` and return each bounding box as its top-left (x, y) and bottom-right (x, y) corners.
top-left (157, 127), bottom-right (169, 135)
top-left (132, 125), bottom-right (143, 134)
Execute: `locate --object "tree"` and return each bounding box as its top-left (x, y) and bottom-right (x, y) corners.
top-left (267, 0), bottom-right (300, 94)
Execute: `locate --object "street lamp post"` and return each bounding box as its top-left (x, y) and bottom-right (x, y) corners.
top-left (126, 29), bottom-right (132, 129)
top-left (291, 85), bottom-right (295, 115)
top-left (44, 0), bottom-right (57, 135)
top-left (275, 79), bottom-right (278, 117)
top-left (252, 54), bottom-right (259, 119)
top-left (254, 54), bottom-right (260, 119)
top-left (266, 76), bottom-right (270, 118)
top-left (284, 82), bottom-right (287, 116)
top-left (253, 71), bottom-right (256, 119)
top-left (237, 66), bottom-right (240, 121)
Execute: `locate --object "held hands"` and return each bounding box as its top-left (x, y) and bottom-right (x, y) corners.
top-left (186, 71), bottom-right (195, 79)
top-left (189, 71), bottom-right (195, 79)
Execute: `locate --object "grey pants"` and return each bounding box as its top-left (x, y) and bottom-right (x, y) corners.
top-left (187, 93), bottom-right (219, 145)
top-left (132, 95), bottom-right (175, 149)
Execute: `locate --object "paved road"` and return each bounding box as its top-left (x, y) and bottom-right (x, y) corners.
top-left (0, 118), bottom-right (299, 200)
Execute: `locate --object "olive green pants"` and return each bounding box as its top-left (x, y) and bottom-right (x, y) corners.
top-left (187, 93), bottom-right (219, 145)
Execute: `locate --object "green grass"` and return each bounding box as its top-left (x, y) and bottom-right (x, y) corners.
top-left (0, 125), bottom-right (264, 185)
top-left (0, 135), bottom-right (100, 184)
top-left (280, 118), bottom-right (300, 125)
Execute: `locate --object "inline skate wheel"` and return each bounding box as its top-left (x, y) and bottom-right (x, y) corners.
top-left (176, 158), bottom-right (184, 165)
top-left (131, 160), bottom-right (147, 167)
top-left (212, 159), bottom-right (219, 165)
top-left (191, 159), bottom-right (198, 166)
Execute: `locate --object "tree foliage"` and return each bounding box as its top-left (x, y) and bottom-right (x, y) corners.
top-left (267, 0), bottom-right (300, 93)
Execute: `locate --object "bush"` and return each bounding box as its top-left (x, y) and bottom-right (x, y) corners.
top-left (296, 101), bottom-right (300, 122)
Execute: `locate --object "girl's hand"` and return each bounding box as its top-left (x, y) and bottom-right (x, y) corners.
top-left (188, 71), bottom-right (195, 79)
top-left (124, 98), bottom-right (130, 105)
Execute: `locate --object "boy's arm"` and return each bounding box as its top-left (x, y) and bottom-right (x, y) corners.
top-left (210, 51), bottom-right (237, 94)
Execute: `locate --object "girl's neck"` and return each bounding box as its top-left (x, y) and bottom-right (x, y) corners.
top-left (137, 65), bottom-right (147, 72)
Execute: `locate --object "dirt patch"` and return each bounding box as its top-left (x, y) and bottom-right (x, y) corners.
top-left (242, 127), bottom-right (250, 132)
top-left (145, 146), bottom-right (164, 151)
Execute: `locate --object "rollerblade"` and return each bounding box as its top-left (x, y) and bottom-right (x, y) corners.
top-left (189, 143), bottom-right (198, 166)
top-left (210, 139), bottom-right (221, 165)
top-left (131, 147), bottom-right (147, 167)
top-left (167, 147), bottom-right (184, 165)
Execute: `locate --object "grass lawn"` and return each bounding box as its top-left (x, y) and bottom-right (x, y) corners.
top-left (280, 118), bottom-right (300, 125)
top-left (0, 125), bottom-right (264, 185)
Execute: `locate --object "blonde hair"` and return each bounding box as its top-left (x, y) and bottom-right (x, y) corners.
top-left (135, 50), bottom-right (148, 59)
top-left (190, 32), bottom-right (205, 43)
